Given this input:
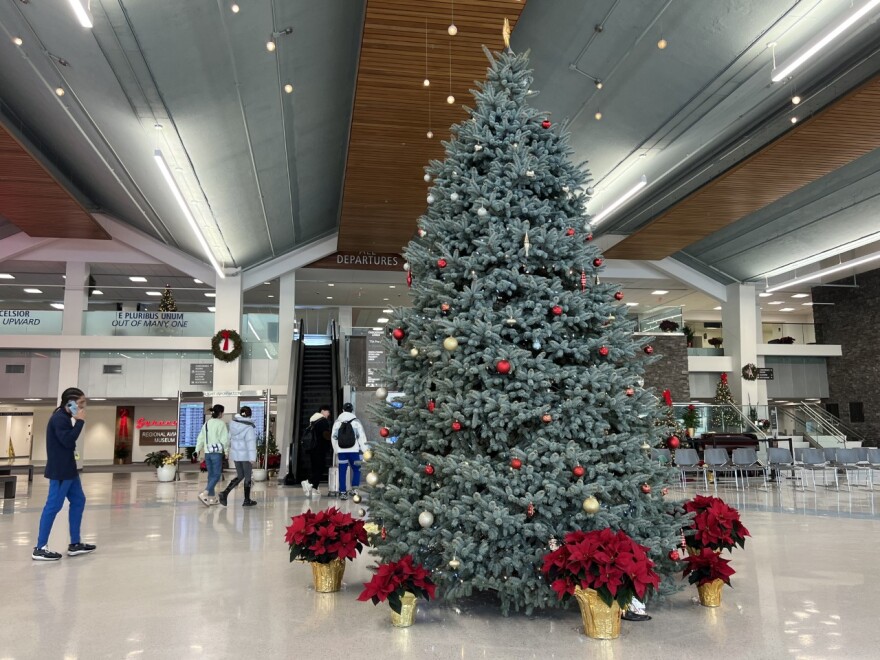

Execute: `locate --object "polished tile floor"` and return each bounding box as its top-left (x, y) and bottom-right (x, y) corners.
top-left (2, 470), bottom-right (879, 660)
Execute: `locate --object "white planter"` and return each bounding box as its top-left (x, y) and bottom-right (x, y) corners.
top-left (156, 465), bottom-right (177, 482)
top-left (252, 468), bottom-right (268, 482)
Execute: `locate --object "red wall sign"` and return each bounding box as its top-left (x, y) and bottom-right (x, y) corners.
top-left (135, 417), bottom-right (178, 429)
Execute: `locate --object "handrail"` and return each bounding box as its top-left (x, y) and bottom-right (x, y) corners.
top-left (287, 318), bottom-right (306, 482)
top-left (329, 319), bottom-right (341, 416)
top-left (673, 403), bottom-right (770, 439)
top-left (799, 403), bottom-right (866, 444)
top-left (774, 405), bottom-right (846, 448)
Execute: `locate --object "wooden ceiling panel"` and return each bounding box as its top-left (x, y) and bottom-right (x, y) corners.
top-left (605, 75), bottom-right (880, 261)
top-left (338, 0), bottom-right (527, 253)
top-left (0, 124), bottom-right (108, 240)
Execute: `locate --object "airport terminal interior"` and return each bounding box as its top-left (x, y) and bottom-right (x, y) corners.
top-left (2, 1), bottom-right (880, 658)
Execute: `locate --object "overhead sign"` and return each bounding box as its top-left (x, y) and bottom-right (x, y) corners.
top-left (202, 390), bottom-right (242, 397)
top-left (307, 251), bottom-right (403, 271)
top-left (139, 429), bottom-right (178, 445)
top-left (190, 363), bottom-right (214, 386)
top-left (0, 310), bottom-right (43, 326)
top-left (757, 368), bottom-right (774, 380)
top-left (111, 311), bottom-right (190, 329)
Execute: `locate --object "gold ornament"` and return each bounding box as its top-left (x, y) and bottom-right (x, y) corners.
top-left (443, 336), bottom-right (459, 351)
top-left (448, 557), bottom-right (461, 570)
top-left (524, 232), bottom-right (530, 256)
top-left (366, 471), bottom-right (379, 486)
top-left (363, 450), bottom-right (373, 461)
top-left (352, 493), bottom-right (362, 503)
top-left (502, 17), bottom-right (511, 48)
top-left (582, 496), bottom-right (600, 514)
top-left (410, 347), bottom-right (419, 357)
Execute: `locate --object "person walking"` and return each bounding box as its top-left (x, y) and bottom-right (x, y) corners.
top-left (330, 403), bottom-right (367, 500)
top-left (305, 405), bottom-right (332, 494)
top-left (32, 387), bottom-right (96, 561)
top-left (194, 404), bottom-right (229, 506)
top-left (218, 406), bottom-right (258, 507)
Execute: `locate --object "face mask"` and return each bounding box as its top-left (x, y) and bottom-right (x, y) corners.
top-left (67, 401), bottom-right (79, 416)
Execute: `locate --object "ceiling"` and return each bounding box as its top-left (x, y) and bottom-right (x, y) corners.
top-left (1, 0), bottom-right (879, 295)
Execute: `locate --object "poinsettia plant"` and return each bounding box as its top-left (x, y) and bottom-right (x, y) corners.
top-left (357, 555), bottom-right (437, 613)
top-left (541, 528), bottom-right (660, 608)
top-left (284, 507), bottom-right (367, 564)
top-left (684, 495), bottom-right (750, 552)
top-left (682, 547), bottom-right (736, 586)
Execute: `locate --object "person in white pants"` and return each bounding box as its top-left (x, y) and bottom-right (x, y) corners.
top-left (330, 403), bottom-right (367, 500)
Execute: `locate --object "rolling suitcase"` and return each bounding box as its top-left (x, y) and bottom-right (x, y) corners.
top-left (327, 455), bottom-right (341, 497)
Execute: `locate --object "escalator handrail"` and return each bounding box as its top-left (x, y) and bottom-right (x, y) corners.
top-left (288, 318), bottom-right (306, 480)
top-left (799, 403), bottom-right (865, 443)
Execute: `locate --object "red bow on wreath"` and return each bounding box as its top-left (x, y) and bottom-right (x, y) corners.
top-left (221, 330), bottom-right (230, 351)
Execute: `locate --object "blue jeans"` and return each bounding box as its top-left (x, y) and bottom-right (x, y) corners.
top-left (37, 478), bottom-right (86, 548)
top-left (205, 453), bottom-right (223, 495)
top-left (338, 452), bottom-right (361, 492)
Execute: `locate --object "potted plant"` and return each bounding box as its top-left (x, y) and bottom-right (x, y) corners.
top-left (659, 319), bottom-right (680, 333)
top-left (683, 325), bottom-right (695, 347)
top-left (254, 434), bottom-right (269, 482)
top-left (757, 418), bottom-right (771, 432)
top-left (357, 554), bottom-right (437, 627)
top-left (682, 547), bottom-right (736, 607)
top-left (114, 445), bottom-right (130, 465)
top-left (542, 528), bottom-right (660, 640)
top-left (681, 405), bottom-right (700, 438)
top-left (708, 337), bottom-right (723, 348)
top-left (683, 495), bottom-right (750, 553)
top-left (284, 507), bottom-right (368, 593)
top-left (145, 450), bottom-right (183, 482)
top-left (769, 336), bottom-right (795, 344)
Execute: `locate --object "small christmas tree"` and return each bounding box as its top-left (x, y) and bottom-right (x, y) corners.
top-left (656, 389), bottom-right (687, 448)
top-left (158, 284), bottom-right (177, 313)
top-left (709, 373), bottom-right (740, 430)
top-left (365, 46), bottom-right (684, 615)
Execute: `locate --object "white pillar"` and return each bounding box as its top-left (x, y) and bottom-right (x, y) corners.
top-left (212, 273), bottom-right (242, 413)
top-left (274, 272), bottom-right (296, 482)
top-left (720, 284), bottom-right (763, 409)
top-left (338, 306), bottom-right (353, 404)
top-left (60, 262), bottom-right (89, 466)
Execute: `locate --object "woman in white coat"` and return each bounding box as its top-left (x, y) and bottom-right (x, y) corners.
top-left (218, 406), bottom-right (258, 507)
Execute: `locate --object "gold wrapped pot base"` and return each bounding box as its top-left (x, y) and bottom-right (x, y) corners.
top-left (311, 558), bottom-right (345, 593)
top-left (390, 591), bottom-right (418, 627)
top-left (574, 587), bottom-right (622, 639)
top-left (697, 579), bottom-right (724, 607)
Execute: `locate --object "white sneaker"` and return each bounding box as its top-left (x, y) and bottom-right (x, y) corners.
top-left (301, 480), bottom-right (313, 497)
top-left (198, 491), bottom-right (211, 506)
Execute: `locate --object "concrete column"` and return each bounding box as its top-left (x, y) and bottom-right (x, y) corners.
top-left (720, 283), bottom-right (763, 409)
top-left (60, 262), bottom-right (89, 466)
top-left (212, 273), bottom-right (243, 413)
top-left (274, 272), bottom-right (295, 482)
top-left (338, 306), bottom-right (353, 404)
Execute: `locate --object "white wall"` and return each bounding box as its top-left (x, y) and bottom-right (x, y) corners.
top-left (0, 355), bottom-right (59, 398)
top-left (79, 354), bottom-right (214, 398)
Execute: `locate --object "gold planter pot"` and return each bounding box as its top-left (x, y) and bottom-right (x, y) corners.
top-left (390, 591), bottom-right (418, 628)
top-left (573, 587), bottom-right (622, 640)
top-left (696, 579), bottom-right (724, 607)
top-left (311, 558), bottom-right (346, 593)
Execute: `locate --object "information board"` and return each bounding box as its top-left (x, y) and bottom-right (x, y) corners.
top-left (178, 402), bottom-right (206, 447)
top-left (757, 368), bottom-right (774, 380)
top-left (366, 328), bottom-right (386, 388)
top-left (190, 364), bottom-right (213, 386)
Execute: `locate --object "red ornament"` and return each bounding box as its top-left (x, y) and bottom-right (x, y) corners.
top-left (541, 413), bottom-right (552, 424)
top-left (496, 359), bottom-right (512, 374)
top-left (720, 372), bottom-right (729, 384)
top-left (381, 527), bottom-right (387, 540)
top-left (581, 270), bottom-right (587, 292)
top-left (424, 464), bottom-right (435, 476)
top-left (586, 233), bottom-right (594, 241)
top-left (668, 549), bottom-right (680, 562)
top-left (551, 305), bottom-right (563, 316)
top-left (526, 503), bottom-right (535, 518)
top-left (437, 258), bottom-right (447, 268)
top-left (614, 291), bottom-right (624, 301)
top-left (392, 328), bottom-right (405, 341)
top-left (644, 345), bottom-right (654, 355)
top-left (641, 483), bottom-right (652, 494)
top-left (451, 420), bottom-right (462, 432)
top-left (572, 465), bottom-right (585, 478)
top-left (668, 436), bottom-right (681, 449)
top-left (510, 458), bottom-right (523, 470)
top-left (541, 119), bottom-right (551, 129)
top-left (407, 271), bottom-right (413, 288)
top-left (566, 228), bottom-right (575, 236)
top-left (593, 257), bottom-right (603, 267)
top-left (626, 387), bottom-right (635, 396)
top-left (427, 399), bottom-right (436, 413)
top-left (598, 346), bottom-right (609, 356)
top-left (379, 427), bottom-right (390, 438)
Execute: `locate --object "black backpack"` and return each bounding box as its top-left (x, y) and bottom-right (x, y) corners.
top-left (337, 419), bottom-right (357, 449)
top-left (301, 422), bottom-right (316, 451)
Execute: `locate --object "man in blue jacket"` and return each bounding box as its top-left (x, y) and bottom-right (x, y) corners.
top-left (32, 387), bottom-right (96, 561)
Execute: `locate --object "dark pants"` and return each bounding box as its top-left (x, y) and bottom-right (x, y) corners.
top-left (309, 449), bottom-right (327, 489)
top-left (37, 478), bottom-right (86, 548)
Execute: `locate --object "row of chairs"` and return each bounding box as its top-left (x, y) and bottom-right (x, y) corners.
top-left (653, 446), bottom-right (880, 491)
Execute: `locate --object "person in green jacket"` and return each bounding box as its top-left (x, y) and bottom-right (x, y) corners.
top-left (194, 404), bottom-right (229, 506)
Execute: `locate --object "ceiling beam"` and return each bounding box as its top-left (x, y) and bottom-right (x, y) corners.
top-left (0, 233), bottom-right (55, 262)
top-left (648, 257), bottom-right (729, 302)
top-left (242, 234), bottom-right (338, 291)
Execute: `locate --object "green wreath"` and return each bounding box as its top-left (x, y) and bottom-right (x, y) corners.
top-left (212, 329), bottom-right (243, 362)
top-left (741, 363), bottom-right (759, 381)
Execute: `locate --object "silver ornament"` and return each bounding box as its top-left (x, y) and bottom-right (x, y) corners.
top-left (586, 187), bottom-right (595, 195)
top-left (375, 387), bottom-right (388, 399)
top-left (474, 144), bottom-right (483, 152)
top-left (526, 170), bottom-right (535, 177)
top-left (418, 511), bottom-right (434, 528)
top-left (505, 318), bottom-right (517, 326)
top-left (365, 471), bottom-right (379, 486)
top-left (477, 206), bottom-right (488, 217)
top-left (450, 192), bottom-right (459, 202)
top-left (532, 340), bottom-right (541, 350)
top-left (427, 194), bottom-right (435, 204)
top-left (409, 347), bottom-right (419, 357)
top-left (403, 262), bottom-right (410, 271)
top-left (357, 508), bottom-right (366, 517)
top-left (423, 173), bottom-right (431, 182)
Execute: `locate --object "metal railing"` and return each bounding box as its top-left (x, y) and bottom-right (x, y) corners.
top-left (774, 403), bottom-right (863, 448)
top-left (674, 403), bottom-right (771, 439)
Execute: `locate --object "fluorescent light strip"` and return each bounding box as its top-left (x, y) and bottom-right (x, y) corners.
top-left (766, 252), bottom-right (880, 292)
top-left (153, 149), bottom-right (225, 279)
top-left (589, 175), bottom-right (648, 226)
top-left (771, 0), bottom-right (880, 82)
top-left (67, 0), bottom-right (94, 28)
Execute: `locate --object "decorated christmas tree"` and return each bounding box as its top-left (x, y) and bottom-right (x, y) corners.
top-left (364, 46), bottom-right (683, 615)
top-left (158, 284), bottom-right (177, 313)
top-left (656, 389), bottom-right (687, 448)
top-left (709, 373), bottom-right (740, 430)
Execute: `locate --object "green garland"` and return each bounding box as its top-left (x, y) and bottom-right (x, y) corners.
top-left (212, 329), bottom-right (242, 362)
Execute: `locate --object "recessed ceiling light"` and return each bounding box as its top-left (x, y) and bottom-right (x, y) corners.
top-left (382, 309), bottom-right (393, 313)
top-left (802, 302), bottom-right (813, 306)
top-left (768, 301), bottom-right (783, 305)
top-left (264, 281), bottom-right (272, 285)
top-left (129, 276), bottom-right (148, 282)
top-left (594, 111), bottom-right (602, 120)
top-left (153, 398), bottom-right (169, 401)
top-left (326, 296), bottom-right (333, 300)
top-left (377, 317), bottom-right (389, 323)
top-left (791, 116), bottom-right (798, 124)
top-left (145, 291), bottom-right (161, 296)
top-left (205, 293), bottom-right (216, 298)
top-left (267, 294), bottom-right (275, 298)
top-left (24, 398), bottom-right (43, 402)
top-left (792, 95), bottom-right (801, 104)
top-left (91, 290), bottom-right (103, 295)
top-left (327, 283), bottom-right (335, 287)
top-left (758, 292), bottom-right (772, 297)
top-left (12, 37), bottom-right (23, 46)
top-left (383, 298), bottom-right (390, 301)
top-left (651, 290), bottom-right (668, 295)
top-left (625, 302), bottom-right (638, 307)
top-left (50, 303), bottom-right (64, 310)
top-left (55, 87), bottom-right (66, 97)
top-left (193, 278), bottom-right (203, 284)
top-left (284, 83), bottom-right (293, 94)
top-left (90, 398), bottom-right (106, 401)
top-left (231, 3), bottom-right (240, 12)
top-left (0, 273), bottom-right (15, 279)
top-left (791, 293), bottom-right (809, 298)
top-left (207, 306), bottom-right (216, 312)
top-left (713, 306), bottom-right (722, 310)
top-left (389, 285), bottom-right (396, 289)
top-left (266, 40), bottom-right (276, 52)
top-left (24, 288), bottom-right (42, 294)
top-left (657, 38), bottom-right (668, 49)
top-left (780, 307), bottom-right (795, 312)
